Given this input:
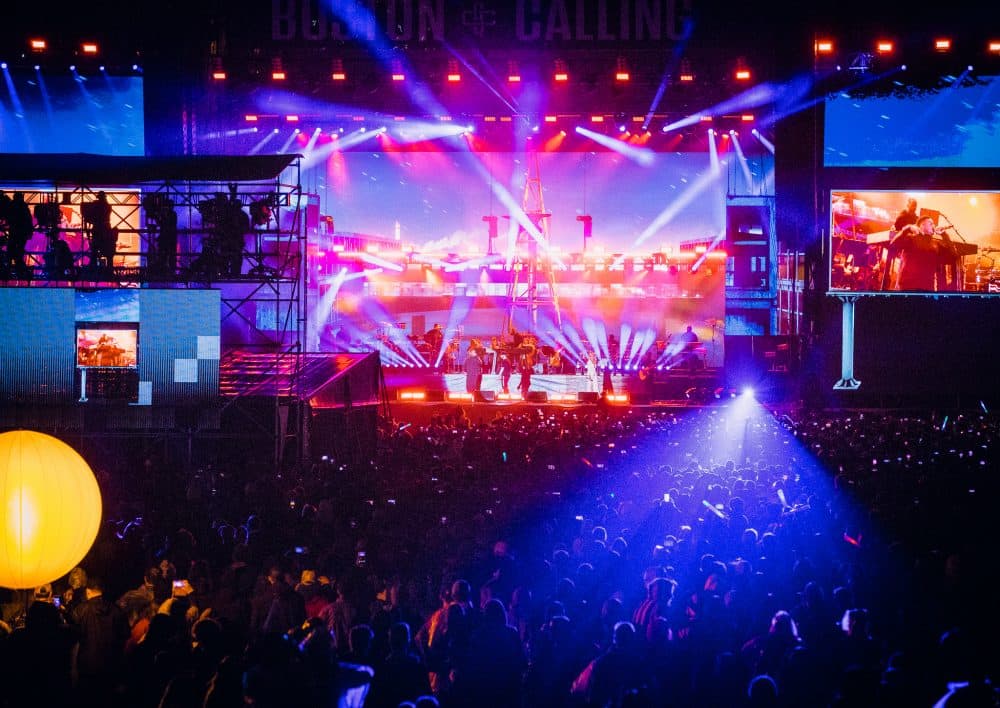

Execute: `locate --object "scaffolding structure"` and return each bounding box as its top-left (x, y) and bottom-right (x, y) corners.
top-left (503, 152), bottom-right (562, 335)
top-left (0, 154), bottom-right (309, 468)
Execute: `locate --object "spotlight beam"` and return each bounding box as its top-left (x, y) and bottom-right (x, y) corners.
top-left (730, 132), bottom-right (754, 186)
top-left (635, 158), bottom-right (724, 246)
top-left (575, 126), bottom-right (655, 166)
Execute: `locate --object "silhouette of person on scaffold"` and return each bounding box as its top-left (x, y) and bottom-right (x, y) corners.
top-left (2, 191), bottom-right (35, 279)
top-left (142, 194), bottom-right (178, 277)
top-left (82, 191), bottom-right (117, 276)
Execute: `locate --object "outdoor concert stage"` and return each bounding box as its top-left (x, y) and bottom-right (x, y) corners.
top-left (383, 368), bottom-right (725, 407)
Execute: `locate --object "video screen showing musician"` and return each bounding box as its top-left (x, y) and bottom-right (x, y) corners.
top-left (829, 191), bottom-right (992, 293)
top-left (76, 329), bottom-right (138, 368)
top-left (881, 215), bottom-right (960, 292)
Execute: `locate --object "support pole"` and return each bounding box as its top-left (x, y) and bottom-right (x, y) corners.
top-left (833, 295), bottom-right (861, 390)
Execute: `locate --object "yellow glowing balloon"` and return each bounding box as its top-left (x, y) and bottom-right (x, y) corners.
top-left (0, 430), bottom-right (103, 589)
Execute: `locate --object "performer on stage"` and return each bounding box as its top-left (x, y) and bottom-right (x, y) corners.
top-left (498, 352), bottom-right (514, 394)
top-left (424, 323), bottom-right (444, 352)
top-left (678, 325), bottom-right (701, 371)
top-left (518, 347), bottom-right (533, 398)
top-left (465, 341), bottom-right (483, 397)
top-left (584, 352), bottom-right (600, 393)
top-left (442, 340), bottom-right (458, 373)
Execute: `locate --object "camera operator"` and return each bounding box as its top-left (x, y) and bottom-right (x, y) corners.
top-left (4, 192), bottom-right (35, 279)
top-left (82, 191), bottom-right (116, 273)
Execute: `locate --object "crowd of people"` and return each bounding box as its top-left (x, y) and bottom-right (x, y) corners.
top-left (1, 403), bottom-right (997, 707)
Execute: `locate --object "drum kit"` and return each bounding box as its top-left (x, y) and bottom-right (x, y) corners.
top-left (969, 248), bottom-right (1000, 293)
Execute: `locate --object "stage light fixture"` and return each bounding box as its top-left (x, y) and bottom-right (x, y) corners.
top-left (271, 58), bottom-right (286, 80)
top-left (544, 115), bottom-right (557, 123)
top-left (391, 59), bottom-right (405, 81)
top-left (245, 114), bottom-right (258, 122)
top-left (934, 38), bottom-right (952, 52)
top-left (211, 57), bottom-right (226, 81)
top-left (741, 114), bottom-right (754, 122)
top-left (875, 40), bottom-right (894, 55)
top-left (507, 60), bottom-right (521, 83)
top-left (554, 59), bottom-right (569, 82)
top-left (286, 114), bottom-right (299, 122)
top-left (615, 56), bottom-right (630, 82)
top-left (732, 56), bottom-right (752, 81)
top-left (814, 39), bottom-right (835, 55)
top-left (988, 41), bottom-right (1000, 54)
top-left (81, 42), bottom-right (98, 55)
top-left (331, 58), bottom-right (346, 81)
top-left (30, 38), bottom-right (46, 51)
top-left (678, 58), bottom-right (695, 82)
top-left (446, 58), bottom-right (461, 82)
top-left (590, 115), bottom-right (604, 123)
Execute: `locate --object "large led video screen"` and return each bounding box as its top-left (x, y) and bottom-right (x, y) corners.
top-left (824, 74), bottom-right (1000, 168)
top-left (310, 150), bottom-right (771, 254)
top-left (0, 68), bottom-right (144, 155)
top-left (828, 190), bottom-right (1000, 295)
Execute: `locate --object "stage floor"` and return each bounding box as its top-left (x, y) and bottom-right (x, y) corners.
top-left (383, 369), bottom-right (724, 404)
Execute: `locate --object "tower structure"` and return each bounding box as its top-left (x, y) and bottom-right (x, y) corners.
top-left (504, 152), bottom-right (562, 334)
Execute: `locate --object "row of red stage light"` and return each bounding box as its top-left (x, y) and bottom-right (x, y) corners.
top-left (211, 56), bottom-right (741, 85)
top-left (814, 38), bottom-right (1000, 56)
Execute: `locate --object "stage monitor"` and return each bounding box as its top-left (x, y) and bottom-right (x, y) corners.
top-left (828, 190), bottom-right (1000, 296)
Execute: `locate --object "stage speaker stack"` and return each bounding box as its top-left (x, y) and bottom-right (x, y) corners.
top-left (525, 391), bottom-right (548, 403)
top-left (425, 390), bottom-right (446, 402)
top-left (577, 391), bottom-right (600, 403)
top-left (476, 390), bottom-right (496, 402)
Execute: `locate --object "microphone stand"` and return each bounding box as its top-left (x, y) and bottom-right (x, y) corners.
top-left (936, 212), bottom-right (970, 292)
top-left (937, 212), bottom-right (967, 243)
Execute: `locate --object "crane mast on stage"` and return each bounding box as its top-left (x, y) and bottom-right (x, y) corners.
top-left (504, 152), bottom-right (562, 335)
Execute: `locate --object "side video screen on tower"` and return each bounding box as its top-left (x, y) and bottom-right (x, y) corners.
top-left (828, 190), bottom-right (1000, 296)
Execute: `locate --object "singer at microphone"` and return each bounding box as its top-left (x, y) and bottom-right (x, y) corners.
top-left (882, 214), bottom-right (960, 292)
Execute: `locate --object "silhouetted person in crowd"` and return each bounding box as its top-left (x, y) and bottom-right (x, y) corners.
top-left (367, 621), bottom-right (432, 708)
top-left (70, 574), bottom-right (130, 704)
top-left (4, 597), bottom-right (77, 706)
